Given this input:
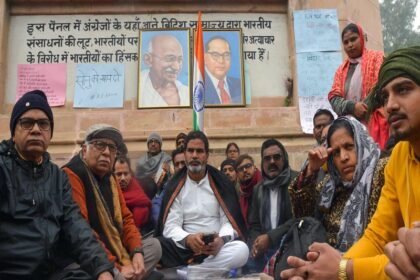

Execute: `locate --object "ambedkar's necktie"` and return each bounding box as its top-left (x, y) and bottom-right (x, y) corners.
top-left (218, 80), bottom-right (231, 104)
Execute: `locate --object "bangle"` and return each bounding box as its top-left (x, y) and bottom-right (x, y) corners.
top-left (338, 259), bottom-right (348, 280)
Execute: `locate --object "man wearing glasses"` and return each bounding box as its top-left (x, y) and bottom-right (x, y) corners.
top-left (140, 34), bottom-right (189, 107)
top-left (204, 36), bottom-right (242, 105)
top-left (63, 124), bottom-right (162, 280)
top-left (247, 139), bottom-right (298, 272)
top-left (0, 90), bottom-right (114, 279)
top-left (235, 154), bottom-right (262, 227)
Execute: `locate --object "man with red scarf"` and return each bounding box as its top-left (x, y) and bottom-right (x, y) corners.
top-left (235, 154), bottom-right (262, 227)
top-left (114, 156), bottom-right (152, 229)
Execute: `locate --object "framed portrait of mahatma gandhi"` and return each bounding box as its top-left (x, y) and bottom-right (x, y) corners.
top-left (201, 29), bottom-right (245, 107)
top-left (138, 29), bottom-right (191, 109)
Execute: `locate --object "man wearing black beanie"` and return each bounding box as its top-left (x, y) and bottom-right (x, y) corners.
top-left (0, 90), bottom-right (114, 279)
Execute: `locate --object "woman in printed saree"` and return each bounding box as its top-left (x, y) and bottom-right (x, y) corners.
top-left (289, 117), bottom-right (388, 252)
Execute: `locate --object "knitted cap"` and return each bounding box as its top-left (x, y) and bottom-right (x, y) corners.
top-left (220, 158), bottom-right (236, 170)
top-left (85, 124), bottom-right (123, 147)
top-left (10, 90), bottom-right (54, 137)
top-left (147, 132), bottom-right (162, 145)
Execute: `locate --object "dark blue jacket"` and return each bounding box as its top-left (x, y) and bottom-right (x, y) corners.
top-left (0, 140), bottom-right (113, 279)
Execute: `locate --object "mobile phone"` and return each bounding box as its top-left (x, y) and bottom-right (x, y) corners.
top-left (202, 233), bottom-right (215, 245)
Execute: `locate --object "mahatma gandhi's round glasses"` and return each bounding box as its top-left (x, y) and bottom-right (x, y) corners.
top-left (152, 54), bottom-right (183, 64)
top-left (88, 140), bottom-right (118, 154)
top-left (18, 118), bottom-right (51, 131)
top-left (207, 51), bottom-right (231, 62)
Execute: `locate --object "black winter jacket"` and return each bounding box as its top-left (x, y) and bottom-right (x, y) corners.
top-left (0, 140), bottom-right (113, 279)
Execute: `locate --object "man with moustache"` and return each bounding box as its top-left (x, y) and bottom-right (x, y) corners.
top-left (136, 132), bottom-right (171, 199)
top-left (312, 109), bottom-right (334, 145)
top-left (156, 131), bottom-right (249, 270)
top-left (0, 90), bottom-right (114, 279)
top-left (175, 132), bottom-right (187, 149)
top-left (140, 34), bottom-right (189, 107)
top-left (299, 111), bottom-right (334, 184)
top-left (220, 158), bottom-right (240, 194)
top-left (235, 154), bottom-right (262, 227)
top-left (247, 139), bottom-right (298, 272)
top-left (63, 124), bottom-right (162, 280)
top-left (204, 36), bottom-right (242, 105)
top-left (114, 156), bottom-right (151, 230)
top-left (280, 46), bottom-right (420, 280)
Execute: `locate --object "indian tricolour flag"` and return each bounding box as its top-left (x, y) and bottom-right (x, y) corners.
top-left (192, 12), bottom-right (205, 131)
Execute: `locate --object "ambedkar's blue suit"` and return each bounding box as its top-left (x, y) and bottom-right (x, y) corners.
top-left (204, 71), bottom-right (242, 105)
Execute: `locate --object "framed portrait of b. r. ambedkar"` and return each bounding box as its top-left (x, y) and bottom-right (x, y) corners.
top-left (201, 29), bottom-right (245, 107)
top-left (138, 29), bottom-right (191, 109)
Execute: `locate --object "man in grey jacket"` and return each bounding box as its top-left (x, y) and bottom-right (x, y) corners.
top-left (0, 90), bottom-right (113, 279)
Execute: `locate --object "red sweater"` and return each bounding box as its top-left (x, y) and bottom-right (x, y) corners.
top-left (122, 178), bottom-right (151, 228)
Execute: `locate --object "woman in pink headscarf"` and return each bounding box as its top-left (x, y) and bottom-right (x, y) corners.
top-left (328, 23), bottom-right (389, 149)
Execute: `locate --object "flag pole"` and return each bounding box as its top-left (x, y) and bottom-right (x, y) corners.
top-left (192, 11), bottom-right (205, 131)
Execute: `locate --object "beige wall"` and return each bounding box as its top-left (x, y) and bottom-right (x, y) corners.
top-left (0, 0), bottom-right (383, 170)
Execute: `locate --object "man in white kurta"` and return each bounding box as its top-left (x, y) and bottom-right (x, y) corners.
top-left (157, 131), bottom-right (249, 270)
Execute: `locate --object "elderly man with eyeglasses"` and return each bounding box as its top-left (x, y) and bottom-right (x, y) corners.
top-left (63, 124), bottom-right (162, 280)
top-left (140, 34), bottom-right (189, 107)
top-left (246, 139), bottom-right (298, 273)
top-left (0, 90), bottom-right (115, 279)
top-left (204, 36), bottom-right (242, 105)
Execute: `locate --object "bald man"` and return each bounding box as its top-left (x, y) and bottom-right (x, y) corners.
top-left (140, 34), bottom-right (189, 107)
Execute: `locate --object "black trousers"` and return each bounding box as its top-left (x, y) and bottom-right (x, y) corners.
top-left (157, 236), bottom-right (208, 268)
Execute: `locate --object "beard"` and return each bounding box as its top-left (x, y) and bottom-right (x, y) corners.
top-left (393, 129), bottom-right (409, 142)
top-left (187, 160), bottom-right (205, 174)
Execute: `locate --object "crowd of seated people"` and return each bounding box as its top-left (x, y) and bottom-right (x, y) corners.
top-left (1, 27), bottom-right (419, 280)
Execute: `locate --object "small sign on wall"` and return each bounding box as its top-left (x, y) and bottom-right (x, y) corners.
top-left (17, 63), bottom-right (67, 106)
top-left (74, 63), bottom-right (125, 108)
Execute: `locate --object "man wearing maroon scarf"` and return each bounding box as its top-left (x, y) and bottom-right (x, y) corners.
top-left (114, 156), bottom-right (151, 229)
top-left (235, 154), bottom-right (262, 227)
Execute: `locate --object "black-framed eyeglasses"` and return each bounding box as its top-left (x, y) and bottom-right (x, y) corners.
top-left (207, 51), bottom-right (231, 61)
top-left (18, 118), bottom-right (51, 131)
top-left (152, 54), bottom-right (183, 64)
top-left (237, 162), bottom-right (253, 172)
top-left (263, 154), bottom-right (283, 163)
top-left (88, 140), bottom-right (118, 154)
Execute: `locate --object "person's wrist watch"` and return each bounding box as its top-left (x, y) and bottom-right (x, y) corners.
top-left (338, 258), bottom-right (348, 280)
top-left (131, 247), bottom-right (144, 258)
top-left (221, 235), bottom-right (232, 244)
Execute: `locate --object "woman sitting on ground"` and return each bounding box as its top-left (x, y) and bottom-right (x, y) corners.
top-left (289, 116), bottom-right (388, 252)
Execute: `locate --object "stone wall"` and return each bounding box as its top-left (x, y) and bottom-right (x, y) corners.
top-left (0, 0), bottom-right (383, 170)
